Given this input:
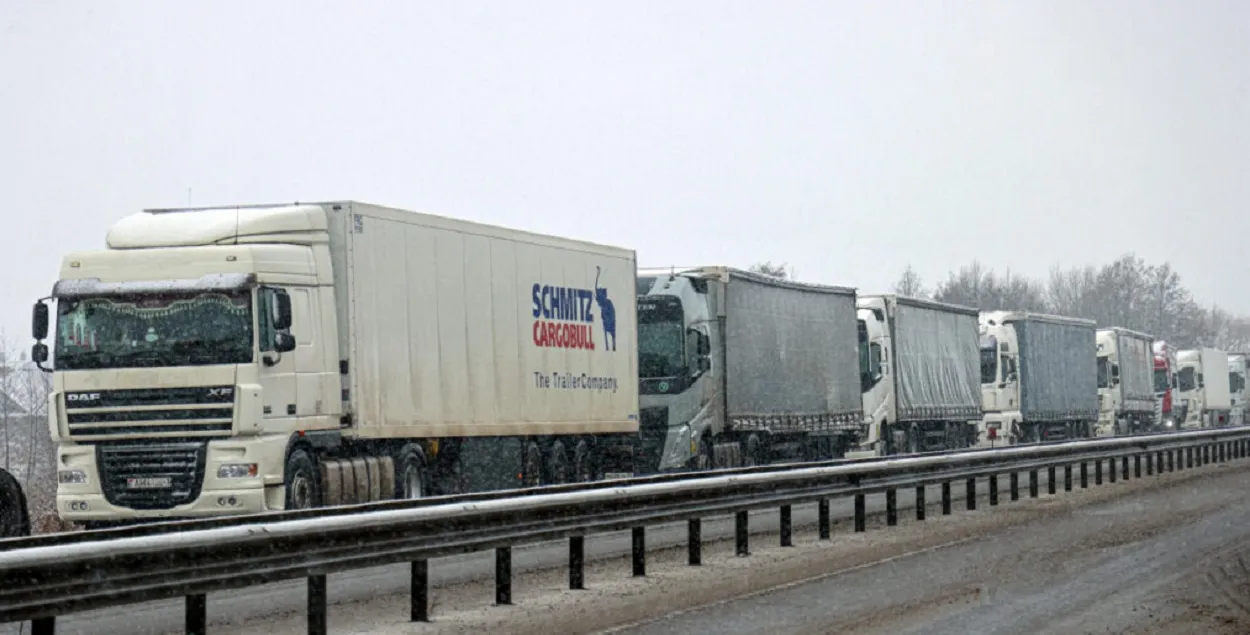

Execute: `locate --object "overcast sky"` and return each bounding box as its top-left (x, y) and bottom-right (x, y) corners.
top-left (1, 1), bottom-right (1247, 344)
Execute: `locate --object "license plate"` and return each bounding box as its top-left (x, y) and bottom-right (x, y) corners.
top-left (127, 477), bottom-right (172, 489)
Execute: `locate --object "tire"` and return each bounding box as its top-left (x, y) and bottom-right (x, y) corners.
top-left (395, 446), bottom-right (427, 500)
top-left (0, 470), bottom-right (30, 538)
top-left (284, 449), bottom-right (321, 510)
top-left (743, 434), bottom-right (763, 467)
top-left (692, 435), bottom-right (713, 471)
top-left (572, 440), bottom-right (595, 483)
top-left (522, 442), bottom-right (543, 488)
top-left (549, 440), bottom-right (570, 485)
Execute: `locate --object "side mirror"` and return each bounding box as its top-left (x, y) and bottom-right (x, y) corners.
top-left (698, 356), bottom-right (711, 373)
top-left (32, 302), bottom-right (49, 340)
top-left (31, 343), bottom-right (48, 364)
top-left (274, 332), bottom-right (296, 353)
top-left (273, 291), bottom-right (292, 331)
top-left (696, 333), bottom-right (710, 356)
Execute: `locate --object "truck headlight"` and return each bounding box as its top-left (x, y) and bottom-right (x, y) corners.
top-left (58, 470), bottom-right (88, 485)
top-left (217, 463), bottom-right (258, 479)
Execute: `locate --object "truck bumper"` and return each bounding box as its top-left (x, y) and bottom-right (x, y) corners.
top-left (55, 434), bottom-right (289, 522)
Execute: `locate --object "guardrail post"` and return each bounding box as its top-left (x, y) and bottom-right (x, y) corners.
top-left (1135, 454), bottom-right (1142, 478)
top-left (495, 547), bottom-right (512, 605)
top-left (781, 504), bottom-right (795, 544)
top-left (916, 486), bottom-right (926, 520)
top-left (941, 481), bottom-right (952, 515)
top-left (818, 499), bottom-right (831, 539)
top-left (736, 510), bottom-right (751, 555)
top-left (1010, 473), bottom-right (1019, 502)
top-left (688, 519), bottom-right (703, 565)
top-left (965, 478), bottom-right (976, 511)
top-left (989, 475), bottom-right (998, 506)
top-left (1204, 445), bottom-right (1210, 465)
top-left (412, 559), bottom-right (430, 621)
top-left (31, 618), bottom-right (54, 635)
top-left (1029, 470), bottom-right (1038, 498)
top-left (1064, 464), bottom-right (1073, 491)
top-left (1167, 450), bottom-right (1175, 472)
top-left (1187, 447), bottom-right (1194, 469)
top-left (1122, 456), bottom-right (1130, 479)
top-left (1147, 453), bottom-right (1154, 476)
top-left (885, 490), bottom-right (898, 527)
top-left (187, 594), bottom-right (207, 635)
top-left (1095, 460), bottom-right (1103, 485)
top-left (1080, 462), bottom-right (1089, 488)
top-left (1108, 458), bottom-right (1117, 483)
top-left (570, 536), bottom-right (586, 589)
top-left (1158, 450), bottom-right (1166, 471)
top-left (308, 574), bottom-right (328, 635)
top-left (633, 527), bottom-right (647, 576)
top-left (855, 494), bottom-right (867, 531)
top-left (1221, 443), bottom-right (1227, 463)
top-left (1048, 466), bottom-right (1057, 495)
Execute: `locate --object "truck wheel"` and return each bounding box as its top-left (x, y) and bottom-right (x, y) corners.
top-left (743, 434), bottom-right (763, 467)
top-left (693, 435), bottom-right (713, 471)
top-left (549, 441), bottom-right (570, 485)
top-left (523, 442), bottom-right (543, 488)
top-left (0, 470), bottom-right (30, 538)
top-left (396, 447), bottom-right (427, 500)
top-left (284, 449), bottom-right (321, 510)
top-left (572, 440), bottom-right (595, 482)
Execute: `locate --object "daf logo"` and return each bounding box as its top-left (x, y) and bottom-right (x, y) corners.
top-left (67, 393), bottom-right (101, 402)
top-left (208, 387), bottom-right (234, 398)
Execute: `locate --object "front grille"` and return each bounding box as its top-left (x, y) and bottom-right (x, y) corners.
top-left (634, 406), bottom-right (669, 473)
top-left (97, 442), bottom-right (207, 510)
top-left (65, 386), bottom-right (235, 438)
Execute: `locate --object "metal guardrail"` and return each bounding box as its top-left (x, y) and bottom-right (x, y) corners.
top-left (0, 426), bottom-right (1190, 550)
top-left (3, 426), bottom-right (1248, 635)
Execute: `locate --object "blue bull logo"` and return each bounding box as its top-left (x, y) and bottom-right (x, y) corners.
top-left (531, 266), bottom-right (616, 351)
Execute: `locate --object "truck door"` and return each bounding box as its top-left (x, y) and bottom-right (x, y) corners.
top-left (258, 286), bottom-right (298, 421)
top-left (289, 287), bottom-right (326, 419)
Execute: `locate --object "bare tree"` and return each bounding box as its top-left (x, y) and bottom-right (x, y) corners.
top-left (749, 261), bottom-right (793, 279)
top-left (892, 264), bottom-right (928, 298)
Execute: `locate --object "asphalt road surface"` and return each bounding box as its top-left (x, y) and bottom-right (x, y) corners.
top-left (612, 463), bottom-right (1250, 635)
top-left (0, 469), bottom-right (1051, 635)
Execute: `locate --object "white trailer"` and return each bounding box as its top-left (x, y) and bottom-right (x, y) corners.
top-left (1177, 348), bottom-right (1232, 428)
top-left (1096, 328), bottom-right (1156, 436)
top-left (33, 202), bottom-right (639, 527)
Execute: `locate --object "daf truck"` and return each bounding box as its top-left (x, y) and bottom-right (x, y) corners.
top-left (853, 295), bottom-right (982, 456)
top-left (31, 202), bottom-right (639, 527)
top-left (1096, 328), bottom-right (1156, 436)
top-left (634, 267), bottom-right (863, 472)
top-left (1177, 348), bottom-right (1232, 428)
top-left (978, 311), bottom-right (1098, 445)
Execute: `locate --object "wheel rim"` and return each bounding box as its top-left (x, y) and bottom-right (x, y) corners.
top-left (404, 465), bottom-right (424, 499)
top-left (290, 471), bottom-right (313, 509)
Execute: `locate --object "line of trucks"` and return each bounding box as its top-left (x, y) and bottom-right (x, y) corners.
top-left (22, 201), bottom-right (1247, 528)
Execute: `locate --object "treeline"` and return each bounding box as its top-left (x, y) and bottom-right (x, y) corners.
top-left (893, 254), bottom-right (1250, 351)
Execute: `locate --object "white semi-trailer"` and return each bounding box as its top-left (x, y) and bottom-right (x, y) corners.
top-left (634, 267), bottom-right (863, 472)
top-left (1228, 353), bottom-right (1247, 426)
top-left (854, 295), bottom-right (983, 456)
top-left (1178, 348), bottom-right (1233, 428)
top-left (978, 311), bottom-right (1099, 445)
top-left (32, 202), bottom-right (639, 527)
top-left (1096, 328), bottom-right (1157, 436)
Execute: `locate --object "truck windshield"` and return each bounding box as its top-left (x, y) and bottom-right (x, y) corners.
top-left (1178, 367), bottom-right (1196, 392)
top-left (54, 291), bottom-right (254, 370)
top-left (978, 335), bottom-right (998, 384)
top-left (1154, 368), bottom-right (1169, 393)
top-left (1097, 356), bottom-right (1110, 388)
top-left (638, 297), bottom-right (685, 378)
